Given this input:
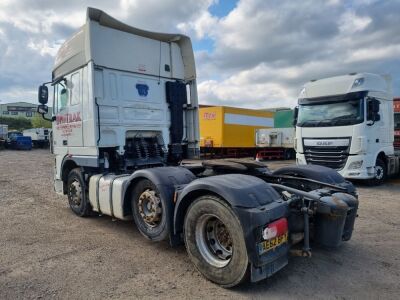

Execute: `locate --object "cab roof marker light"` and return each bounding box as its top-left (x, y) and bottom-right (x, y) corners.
top-left (299, 87), bottom-right (306, 98)
top-left (352, 77), bottom-right (364, 89)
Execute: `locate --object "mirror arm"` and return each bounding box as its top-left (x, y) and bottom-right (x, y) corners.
top-left (42, 114), bottom-right (56, 122)
top-left (51, 77), bottom-right (66, 87)
top-left (41, 114), bottom-right (56, 122)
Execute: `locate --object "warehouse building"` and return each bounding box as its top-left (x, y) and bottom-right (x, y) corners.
top-left (0, 101), bottom-right (52, 119)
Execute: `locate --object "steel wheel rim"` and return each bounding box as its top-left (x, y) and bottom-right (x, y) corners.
top-left (375, 165), bottom-right (384, 180)
top-left (195, 214), bottom-right (233, 268)
top-left (138, 189), bottom-right (162, 228)
top-left (69, 179), bottom-right (82, 206)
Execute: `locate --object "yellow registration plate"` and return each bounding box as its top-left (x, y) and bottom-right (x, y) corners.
top-left (259, 232), bottom-right (288, 254)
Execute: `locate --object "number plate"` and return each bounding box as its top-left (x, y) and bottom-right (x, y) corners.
top-left (258, 232), bottom-right (288, 254)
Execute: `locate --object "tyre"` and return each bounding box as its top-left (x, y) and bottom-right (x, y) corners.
top-left (369, 158), bottom-right (387, 186)
top-left (131, 179), bottom-right (169, 241)
top-left (284, 149), bottom-right (294, 160)
top-left (67, 168), bottom-right (92, 217)
top-left (184, 195), bottom-right (249, 287)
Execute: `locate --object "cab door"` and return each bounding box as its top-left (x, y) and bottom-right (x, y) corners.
top-left (67, 70), bottom-right (83, 147)
top-left (53, 82), bottom-right (68, 152)
top-left (53, 70), bottom-right (83, 151)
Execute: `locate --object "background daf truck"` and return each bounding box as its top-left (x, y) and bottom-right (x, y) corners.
top-left (294, 73), bottom-right (400, 184)
top-left (37, 8), bottom-right (359, 287)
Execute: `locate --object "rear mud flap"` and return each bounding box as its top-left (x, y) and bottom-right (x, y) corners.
top-left (250, 254), bottom-right (288, 282)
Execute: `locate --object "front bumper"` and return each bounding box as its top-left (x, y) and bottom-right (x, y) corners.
top-left (233, 200), bottom-right (289, 282)
top-left (297, 153), bottom-right (375, 180)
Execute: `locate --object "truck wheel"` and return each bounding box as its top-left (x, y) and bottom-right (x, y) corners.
top-left (184, 195), bottom-right (249, 287)
top-left (131, 179), bottom-right (169, 241)
top-left (370, 158), bottom-right (387, 185)
top-left (67, 168), bottom-right (92, 217)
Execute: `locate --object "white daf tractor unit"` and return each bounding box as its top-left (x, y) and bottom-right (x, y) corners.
top-left (37, 8), bottom-right (359, 287)
top-left (294, 73), bottom-right (400, 184)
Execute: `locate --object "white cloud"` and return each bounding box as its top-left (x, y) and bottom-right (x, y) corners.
top-left (346, 45), bottom-right (400, 63)
top-left (0, 0), bottom-right (400, 108)
top-left (339, 11), bottom-right (372, 34)
top-left (196, 0), bottom-right (400, 106)
top-left (28, 39), bottom-right (62, 57)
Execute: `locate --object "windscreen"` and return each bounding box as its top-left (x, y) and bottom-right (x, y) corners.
top-left (297, 98), bottom-right (364, 127)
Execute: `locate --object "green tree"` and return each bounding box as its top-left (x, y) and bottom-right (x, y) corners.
top-left (31, 115), bottom-right (52, 128)
top-left (0, 116), bottom-right (32, 131)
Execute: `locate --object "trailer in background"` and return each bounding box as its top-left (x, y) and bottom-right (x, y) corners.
top-left (23, 128), bottom-right (50, 148)
top-left (255, 127), bottom-right (295, 160)
top-left (199, 106), bottom-right (274, 158)
top-left (394, 98), bottom-right (400, 152)
top-left (273, 109), bottom-right (294, 128)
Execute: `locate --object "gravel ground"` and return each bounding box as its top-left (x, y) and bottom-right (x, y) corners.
top-left (0, 149), bottom-right (399, 299)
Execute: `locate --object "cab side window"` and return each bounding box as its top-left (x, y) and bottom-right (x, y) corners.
top-left (55, 83), bottom-right (69, 114)
top-left (71, 72), bottom-right (80, 105)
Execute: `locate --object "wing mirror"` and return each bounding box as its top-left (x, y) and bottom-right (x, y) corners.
top-left (292, 106), bottom-right (299, 127)
top-left (38, 85), bottom-right (48, 104)
top-left (37, 105), bottom-right (48, 114)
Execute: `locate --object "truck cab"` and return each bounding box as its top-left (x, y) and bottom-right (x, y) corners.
top-left (38, 8), bottom-right (199, 194)
top-left (294, 73), bottom-right (398, 184)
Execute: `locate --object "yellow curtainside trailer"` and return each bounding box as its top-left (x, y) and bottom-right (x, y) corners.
top-left (199, 106), bottom-right (274, 157)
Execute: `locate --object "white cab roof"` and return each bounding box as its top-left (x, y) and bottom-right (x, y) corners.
top-left (53, 7), bottom-right (196, 81)
top-left (300, 73), bottom-right (391, 99)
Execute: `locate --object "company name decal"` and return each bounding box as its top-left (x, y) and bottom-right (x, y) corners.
top-left (316, 141), bottom-right (333, 146)
top-left (56, 112), bottom-right (82, 137)
top-left (304, 138), bottom-right (350, 147)
top-left (203, 112), bottom-right (216, 120)
top-left (56, 112), bottom-right (82, 125)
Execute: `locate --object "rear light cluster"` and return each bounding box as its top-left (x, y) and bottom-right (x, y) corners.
top-left (262, 218), bottom-right (288, 240)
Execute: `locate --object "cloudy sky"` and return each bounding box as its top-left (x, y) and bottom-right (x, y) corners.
top-left (0, 0), bottom-right (399, 108)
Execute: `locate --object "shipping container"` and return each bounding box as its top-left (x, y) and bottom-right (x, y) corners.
top-left (199, 106), bottom-right (274, 148)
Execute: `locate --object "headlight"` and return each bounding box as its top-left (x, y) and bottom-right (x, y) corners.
top-left (354, 136), bottom-right (366, 154)
top-left (348, 160), bottom-right (363, 169)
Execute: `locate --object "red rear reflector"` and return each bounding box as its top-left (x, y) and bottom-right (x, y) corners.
top-left (263, 218), bottom-right (288, 240)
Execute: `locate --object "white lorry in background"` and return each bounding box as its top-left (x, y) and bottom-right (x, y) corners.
top-left (23, 128), bottom-right (50, 148)
top-left (294, 73), bottom-right (400, 184)
top-left (255, 128), bottom-right (295, 160)
top-left (35, 8), bottom-right (360, 287)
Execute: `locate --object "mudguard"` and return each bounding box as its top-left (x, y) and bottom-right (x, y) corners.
top-left (272, 164), bottom-right (345, 183)
top-left (127, 166), bottom-right (196, 188)
top-left (123, 166), bottom-right (196, 243)
top-left (174, 174), bottom-right (282, 216)
top-left (272, 164), bottom-right (356, 194)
